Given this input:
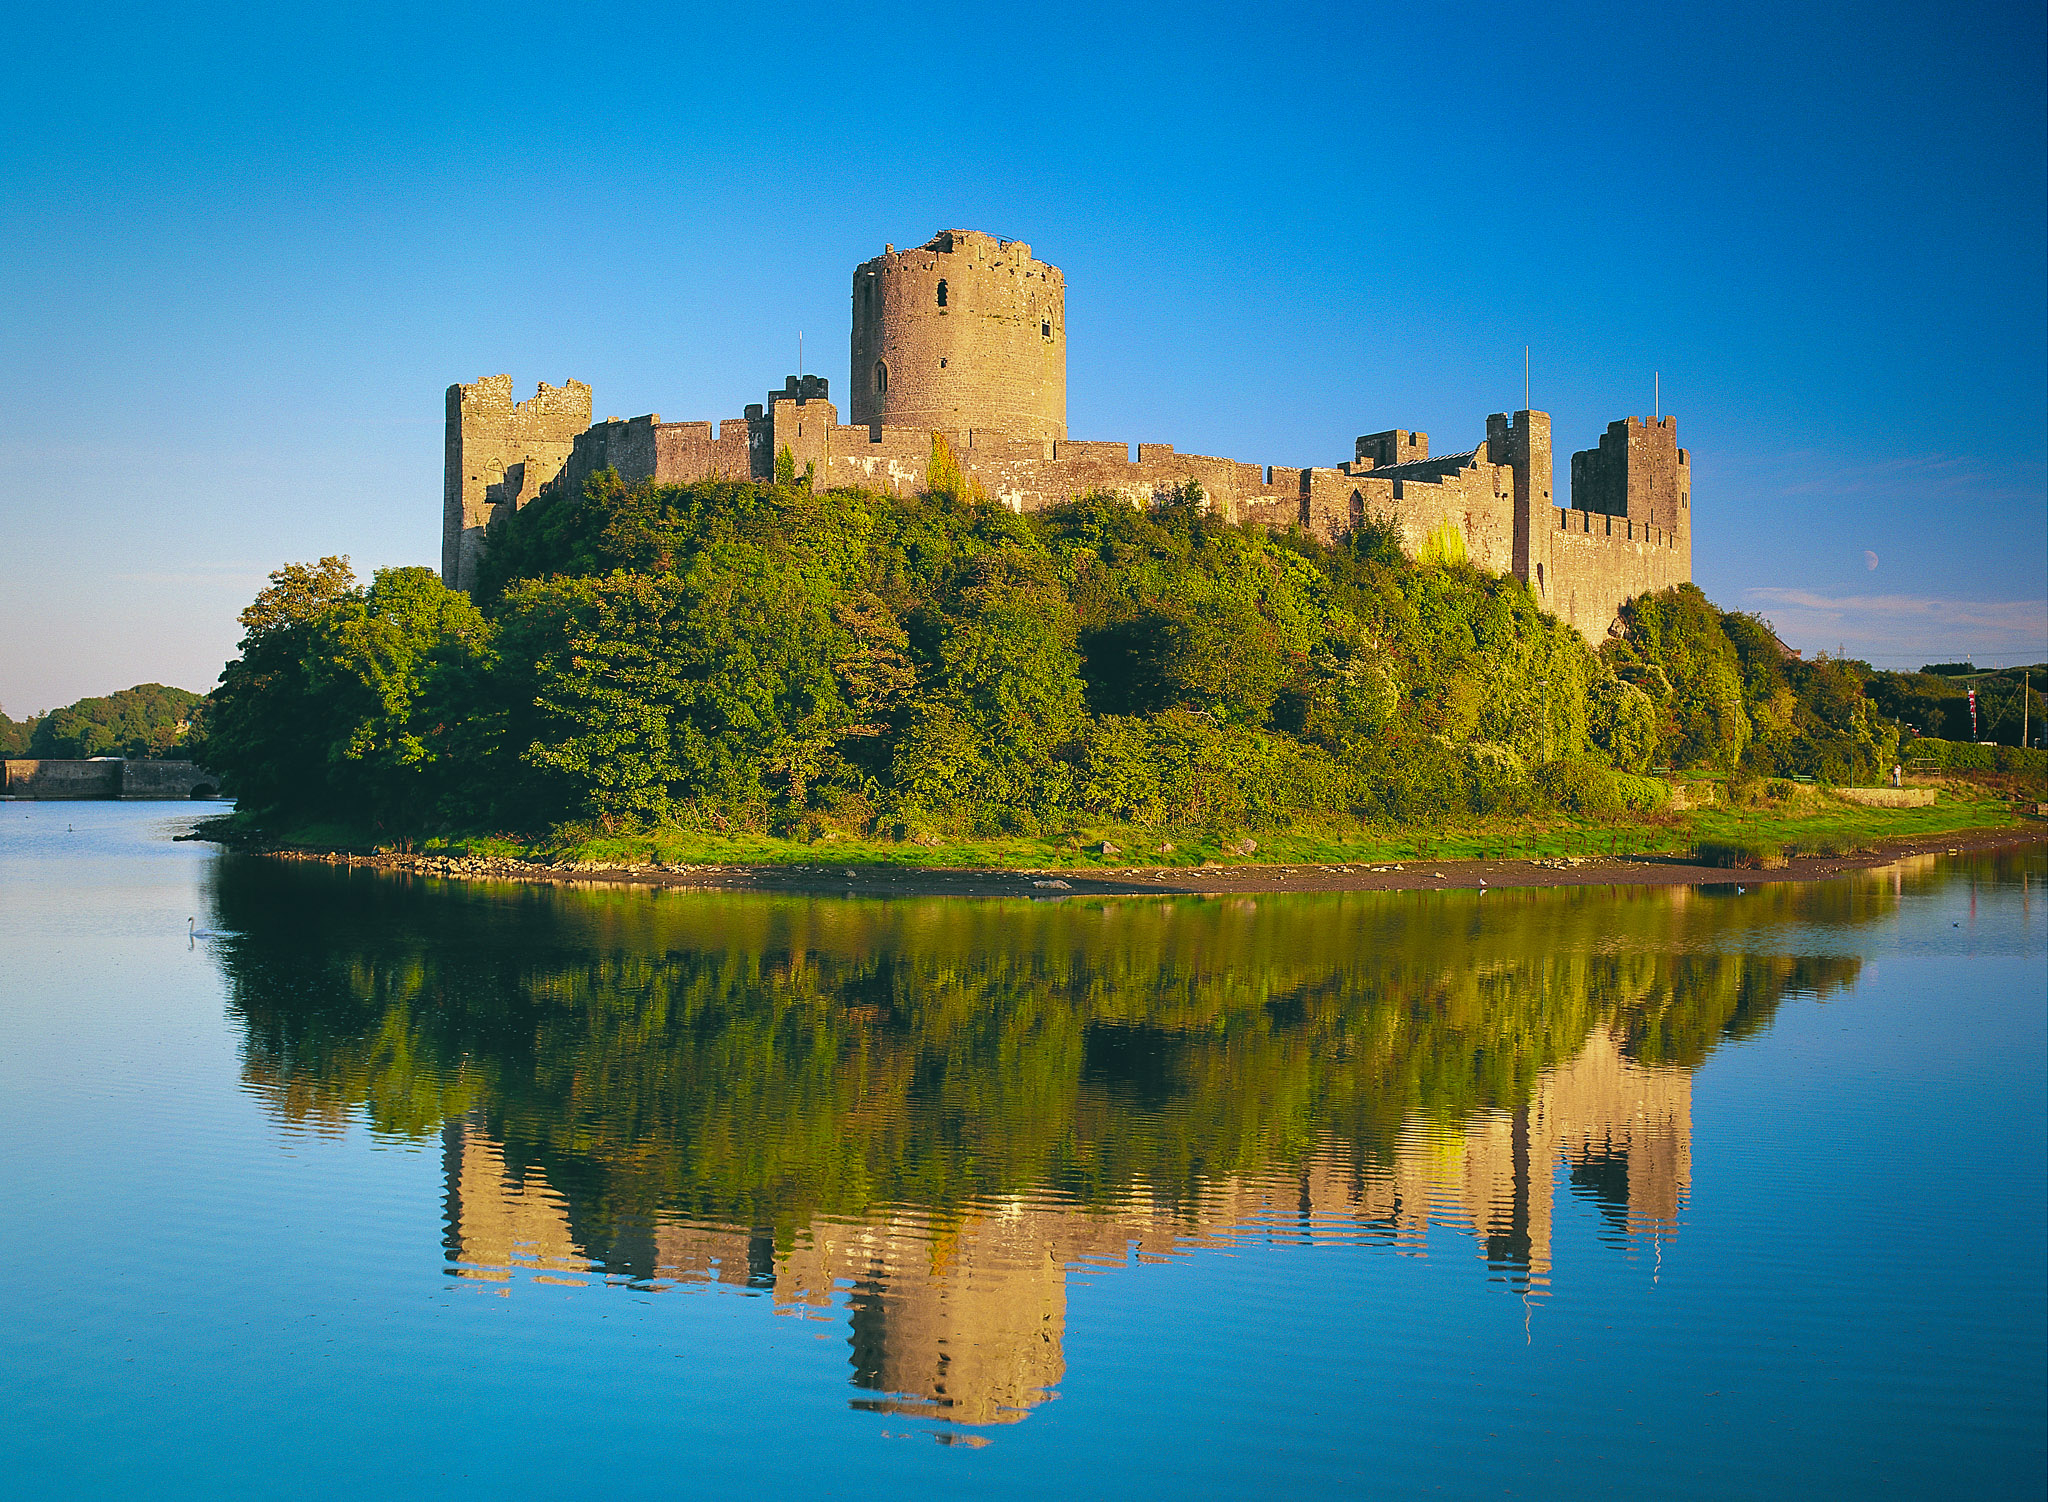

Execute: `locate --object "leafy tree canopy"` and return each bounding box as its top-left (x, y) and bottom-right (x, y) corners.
top-left (202, 475), bottom-right (1907, 834)
top-left (23, 683), bottom-right (203, 760)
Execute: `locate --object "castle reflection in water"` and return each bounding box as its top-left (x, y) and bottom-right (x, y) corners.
top-left (214, 859), bottom-right (1938, 1429)
top-left (440, 1027), bottom-right (1689, 1426)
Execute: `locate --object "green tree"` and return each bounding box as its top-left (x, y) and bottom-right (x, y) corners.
top-left (1611, 585), bottom-right (1751, 770)
top-left (1586, 675), bottom-right (1659, 772)
top-left (206, 561), bottom-right (489, 827)
top-left (0, 709), bottom-right (38, 758)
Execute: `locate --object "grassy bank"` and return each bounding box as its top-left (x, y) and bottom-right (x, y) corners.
top-left (216, 778), bottom-right (2037, 872)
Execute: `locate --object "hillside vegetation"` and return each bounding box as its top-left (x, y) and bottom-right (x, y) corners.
top-left (198, 469), bottom-right (1976, 855)
top-left (2, 683), bottom-right (203, 760)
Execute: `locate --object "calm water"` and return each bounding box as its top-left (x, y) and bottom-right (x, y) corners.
top-left (2, 803), bottom-right (2043, 1497)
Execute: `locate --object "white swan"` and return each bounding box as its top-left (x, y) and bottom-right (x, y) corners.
top-left (188, 916), bottom-right (228, 941)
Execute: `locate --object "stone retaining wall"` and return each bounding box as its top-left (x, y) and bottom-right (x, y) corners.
top-left (3, 760), bottom-right (218, 799)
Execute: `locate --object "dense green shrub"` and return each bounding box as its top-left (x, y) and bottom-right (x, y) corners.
top-left (1533, 758), bottom-right (1667, 816)
top-left (1606, 585), bottom-right (1750, 770)
top-left (1694, 838), bottom-right (1786, 869)
top-left (1586, 675), bottom-right (1659, 772)
top-left (202, 477), bottom-right (1908, 836)
top-left (206, 559), bottom-right (490, 827)
top-left (0, 710), bottom-right (36, 757)
top-left (1611, 589), bottom-right (1899, 782)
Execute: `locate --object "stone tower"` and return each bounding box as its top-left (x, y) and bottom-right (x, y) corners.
top-left (1486, 409), bottom-right (1554, 586)
top-left (1569, 416), bottom-right (1689, 534)
top-left (443, 375), bottom-right (591, 591)
top-left (850, 230), bottom-right (1066, 441)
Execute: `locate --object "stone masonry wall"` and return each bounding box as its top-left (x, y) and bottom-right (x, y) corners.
top-left (4, 759), bottom-right (120, 797)
top-left (1338, 454), bottom-right (1521, 572)
top-left (2, 759), bottom-right (216, 798)
top-left (444, 375), bottom-right (592, 590)
top-left (1546, 507), bottom-right (1689, 641)
top-left (1355, 430), bottom-right (1429, 467)
top-left (1569, 416), bottom-right (1688, 532)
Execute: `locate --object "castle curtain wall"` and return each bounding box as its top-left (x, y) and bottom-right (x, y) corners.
top-left (443, 234), bottom-right (1693, 640)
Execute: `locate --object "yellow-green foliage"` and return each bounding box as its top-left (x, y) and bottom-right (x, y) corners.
top-left (1416, 517), bottom-right (1467, 567)
top-left (924, 432), bottom-right (986, 505)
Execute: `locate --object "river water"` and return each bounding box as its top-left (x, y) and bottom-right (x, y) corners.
top-left (2, 802), bottom-right (2042, 1497)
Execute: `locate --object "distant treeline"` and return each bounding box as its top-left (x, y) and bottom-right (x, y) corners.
top-left (0, 683), bottom-right (202, 761)
top-left (1865, 663), bottom-right (2045, 749)
top-left (204, 470), bottom-right (1909, 837)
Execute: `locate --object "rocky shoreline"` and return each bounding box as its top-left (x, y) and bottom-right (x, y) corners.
top-left (215, 823), bottom-right (2045, 900)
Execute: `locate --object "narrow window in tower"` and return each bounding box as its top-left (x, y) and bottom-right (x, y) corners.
top-left (875, 362), bottom-right (888, 395)
top-left (1042, 321), bottom-right (1051, 338)
top-left (936, 280), bottom-right (947, 308)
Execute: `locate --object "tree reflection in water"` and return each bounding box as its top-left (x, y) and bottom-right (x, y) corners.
top-left (209, 858), bottom-right (1906, 1427)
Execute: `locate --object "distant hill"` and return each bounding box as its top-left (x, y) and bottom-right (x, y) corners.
top-left (20, 683), bottom-right (204, 760)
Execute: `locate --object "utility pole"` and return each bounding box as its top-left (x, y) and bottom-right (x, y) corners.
top-left (2025, 670), bottom-right (2031, 747)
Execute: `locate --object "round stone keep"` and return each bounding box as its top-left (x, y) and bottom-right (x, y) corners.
top-left (850, 230), bottom-right (1066, 441)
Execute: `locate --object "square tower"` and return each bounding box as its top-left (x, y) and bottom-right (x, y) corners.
top-left (1569, 416), bottom-right (1689, 533)
top-left (1355, 430), bottom-right (1428, 468)
top-left (443, 375), bottom-right (591, 590)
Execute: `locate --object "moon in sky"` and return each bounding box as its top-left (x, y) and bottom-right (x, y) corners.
top-left (1864, 550), bottom-right (1880, 571)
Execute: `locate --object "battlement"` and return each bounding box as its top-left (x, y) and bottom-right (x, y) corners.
top-left (764, 374), bottom-right (829, 408)
top-left (1570, 415), bottom-right (1689, 532)
top-left (916, 229), bottom-right (1033, 262)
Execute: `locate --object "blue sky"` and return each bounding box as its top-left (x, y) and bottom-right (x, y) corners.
top-left (1, 0), bottom-right (2042, 714)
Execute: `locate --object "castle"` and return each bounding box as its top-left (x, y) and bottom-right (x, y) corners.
top-left (443, 229), bottom-right (1690, 639)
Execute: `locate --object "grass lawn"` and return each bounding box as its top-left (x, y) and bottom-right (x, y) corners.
top-left (222, 778), bottom-right (2037, 871)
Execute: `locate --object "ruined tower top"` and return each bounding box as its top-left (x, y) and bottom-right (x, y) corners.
top-left (850, 230), bottom-right (1066, 442)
